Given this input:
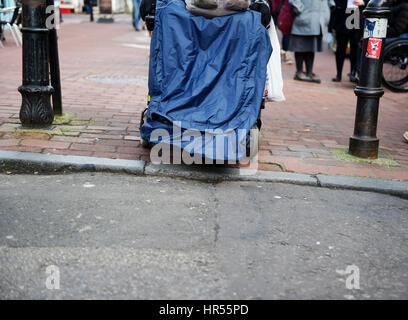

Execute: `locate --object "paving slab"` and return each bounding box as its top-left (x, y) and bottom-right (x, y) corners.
top-left (271, 150), bottom-right (314, 158)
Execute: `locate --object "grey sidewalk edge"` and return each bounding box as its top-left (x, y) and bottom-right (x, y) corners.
top-left (0, 150), bottom-right (407, 198)
top-left (0, 150), bottom-right (145, 175)
top-left (144, 163), bottom-right (318, 185)
top-left (316, 174), bottom-right (408, 199)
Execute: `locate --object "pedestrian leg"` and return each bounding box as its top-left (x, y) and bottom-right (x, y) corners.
top-left (294, 52), bottom-right (312, 82)
top-left (333, 33), bottom-right (348, 82)
top-left (348, 30), bottom-right (361, 82)
top-left (305, 52), bottom-right (320, 83)
top-left (294, 52), bottom-right (304, 73)
top-left (281, 35), bottom-right (293, 64)
top-left (305, 52), bottom-right (314, 74)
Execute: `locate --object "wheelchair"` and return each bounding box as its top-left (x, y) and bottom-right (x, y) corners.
top-left (382, 36), bottom-right (408, 93)
top-left (139, 0), bottom-right (271, 161)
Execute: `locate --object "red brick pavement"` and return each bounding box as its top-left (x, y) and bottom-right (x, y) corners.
top-left (0, 15), bottom-right (407, 180)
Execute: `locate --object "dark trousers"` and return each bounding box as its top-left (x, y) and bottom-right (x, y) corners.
top-left (335, 31), bottom-right (361, 77)
top-left (295, 52), bottom-right (315, 74)
top-left (282, 35), bottom-right (290, 51)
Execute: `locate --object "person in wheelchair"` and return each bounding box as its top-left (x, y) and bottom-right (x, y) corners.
top-left (138, 0), bottom-right (273, 162)
top-left (386, 1), bottom-right (408, 139)
top-left (387, 0), bottom-right (408, 41)
top-left (140, 0), bottom-right (272, 27)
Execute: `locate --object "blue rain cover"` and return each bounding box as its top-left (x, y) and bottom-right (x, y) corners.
top-left (140, 0), bottom-right (272, 160)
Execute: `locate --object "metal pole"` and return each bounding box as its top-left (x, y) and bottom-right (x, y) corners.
top-left (349, 0), bottom-right (390, 159)
top-left (18, 0), bottom-right (54, 128)
top-left (46, 0), bottom-right (63, 116)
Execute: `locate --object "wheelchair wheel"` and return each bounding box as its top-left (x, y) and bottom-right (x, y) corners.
top-left (139, 108), bottom-right (153, 148)
top-left (246, 123), bottom-right (260, 158)
top-left (140, 138), bottom-right (152, 148)
top-left (246, 110), bottom-right (261, 158)
top-left (382, 39), bottom-right (408, 93)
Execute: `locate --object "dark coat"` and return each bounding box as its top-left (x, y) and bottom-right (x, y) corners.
top-left (388, 3), bottom-right (408, 37)
top-left (330, 0), bottom-right (368, 34)
top-left (331, 0), bottom-right (353, 33)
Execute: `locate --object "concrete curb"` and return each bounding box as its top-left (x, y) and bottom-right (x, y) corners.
top-left (1, 150), bottom-right (407, 198)
top-left (316, 174), bottom-right (408, 199)
top-left (144, 163), bottom-right (317, 185)
top-left (0, 150), bottom-right (145, 175)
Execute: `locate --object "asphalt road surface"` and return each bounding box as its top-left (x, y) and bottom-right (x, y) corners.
top-left (0, 173), bottom-right (407, 299)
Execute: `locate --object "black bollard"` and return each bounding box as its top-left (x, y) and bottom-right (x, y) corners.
top-left (18, 0), bottom-right (54, 128)
top-left (349, 0), bottom-right (390, 159)
top-left (46, 0), bottom-right (63, 116)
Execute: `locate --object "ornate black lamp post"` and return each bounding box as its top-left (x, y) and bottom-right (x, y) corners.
top-left (349, 0), bottom-right (390, 159)
top-left (18, 0), bottom-right (54, 128)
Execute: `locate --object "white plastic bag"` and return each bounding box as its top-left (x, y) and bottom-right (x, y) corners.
top-left (265, 20), bottom-right (285, 102)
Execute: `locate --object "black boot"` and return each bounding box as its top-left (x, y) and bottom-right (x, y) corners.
top-left (348, 72), bottom-right (358, 83)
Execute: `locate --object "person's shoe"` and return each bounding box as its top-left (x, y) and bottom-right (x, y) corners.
top-left (348, 72), bottom-right (358, 83)
top-left (294, 72), bottom-right (313, 82)
top-left (281, 51), bottom-right (293, 65)
top-left (283, 57), bottom-right (293, 65)
top-left (307, 73), bottom-right (321, 84)
top-left (332, 75), bottom-right (342, 82)
top-left (354, 72), bottom-right (360, 83)
top-left (404, 131), bottom-right (408, 142)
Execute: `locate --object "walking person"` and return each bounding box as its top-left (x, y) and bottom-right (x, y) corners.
top-left (270, 0), bottom-right (293, 64)
top-left (288, 0), bottom-right (332, 83)
top-left (351, 0), bottom-right (369, 82)
top-left (387, 0), bottom-right (408, 40)
top-left (281, 34), bottom-right (293, 64)
top-left (133, 0), bottom-right (142, 31)
top-left (331, 0), bottom-right (366, 82)
top-left (0, 0), bottom-right (4, 42)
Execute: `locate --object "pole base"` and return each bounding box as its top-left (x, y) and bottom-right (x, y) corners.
top-left (97, 16), bottom-right (114, 23)
top-left (349, 136), bottom-right (379, 159)
top-left (18, 85), bottom-right (54, 128)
